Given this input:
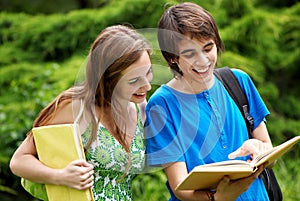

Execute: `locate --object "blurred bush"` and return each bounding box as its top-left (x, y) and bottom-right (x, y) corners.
top-left (0, 0), bottom-right (299, 200)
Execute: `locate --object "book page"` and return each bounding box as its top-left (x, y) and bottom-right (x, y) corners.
top-left (192, 160), bottom-right (254, 173)
top-left (251, 136), bottom-right (300, 167)
top-left (195, 160), bottom-right (250, 168)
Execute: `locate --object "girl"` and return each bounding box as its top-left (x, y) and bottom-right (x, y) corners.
top-left (10, 24), bottom-right (153, 201)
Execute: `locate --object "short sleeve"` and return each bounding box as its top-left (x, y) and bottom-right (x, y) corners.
top-left (145, 87), bottom-right (185, 166)
top-left (232, 69), bottom-right (270, 129)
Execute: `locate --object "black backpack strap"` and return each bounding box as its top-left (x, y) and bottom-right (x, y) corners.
top-left (214, 67), bottom-right (254, 138)
top-left (215, 68), bottom-right (283, 201)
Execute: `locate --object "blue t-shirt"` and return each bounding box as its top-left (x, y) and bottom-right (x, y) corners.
top-left (145, 69), bottom-right (270, 201)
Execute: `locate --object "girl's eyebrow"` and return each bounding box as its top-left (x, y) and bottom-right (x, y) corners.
top-left (127, 65), bottom-right (152, 81)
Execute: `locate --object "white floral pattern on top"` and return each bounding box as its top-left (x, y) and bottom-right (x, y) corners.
top-left (81, 107), bottom-right (145, 201)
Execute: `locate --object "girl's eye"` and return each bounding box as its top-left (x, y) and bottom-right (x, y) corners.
top-left (128, 66), bottom-right (152, 85)
top-left (128, 78), bottom-right (138, 85)
top-left (147, 66), bottom-right (153, 75)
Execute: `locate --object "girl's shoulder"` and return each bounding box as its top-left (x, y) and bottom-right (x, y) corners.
top-left (48, 99), bottom-right (81, 125)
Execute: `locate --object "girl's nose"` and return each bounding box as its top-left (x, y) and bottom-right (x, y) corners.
top-left (141, 77), bottom-right (152, 91)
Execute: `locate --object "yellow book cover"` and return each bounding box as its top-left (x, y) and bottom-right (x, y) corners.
top-left (176, 136), bottom-right (300, 191)
top-left (32, 124), bottom-right (94, 201)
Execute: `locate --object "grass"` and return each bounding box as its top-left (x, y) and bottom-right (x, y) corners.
top-left (274, 158), bottom-right (300, 201)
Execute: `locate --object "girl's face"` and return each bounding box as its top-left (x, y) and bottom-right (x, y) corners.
top-left (177, 37), bottom-right (217, 90)
top-left (114, 51), bottom-right (153, 104)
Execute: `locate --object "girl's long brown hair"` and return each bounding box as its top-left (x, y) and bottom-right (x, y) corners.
top-left (31, 25), bottom-right (151, 154)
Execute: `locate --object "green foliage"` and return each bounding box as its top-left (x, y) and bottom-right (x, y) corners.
top-left (255, 82), bottom-right (279, 109)
top-left (221, 51), bottom-right (265, 83)
top-left (220, 2), bottom-right (300, 122)
top-left (0, 12), bottom-right (29, 44)
top-left (218, 0), bottom-right (253, 27)
top-left (273, 159), bottom-right (300, 201)
top-left (272, 95), bottom-right (300, 119)
top-left (0, 0), bottom-right (166, 63)
top-left (222, 10), bottom-right (283, 67)
top-left (0, 0), bottom-right (299, 200)
top-left (252, 0), bottom-right (298, 8)
top-left (0, 0), bottom-right (110, 14)
top-left (132, 171), bottom-right (169, 201)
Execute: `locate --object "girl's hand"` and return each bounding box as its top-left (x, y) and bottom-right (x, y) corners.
top-left (228, 139), bottom-right (272, 160)
top-left (57, 159), bottom-right (94, 190)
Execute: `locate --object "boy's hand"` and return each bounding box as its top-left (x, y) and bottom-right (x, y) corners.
top-left (228, 139), bottom-right (272, 160)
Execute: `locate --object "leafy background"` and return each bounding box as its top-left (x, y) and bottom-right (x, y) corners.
top-left (0, 0), bottom-right (299, 200)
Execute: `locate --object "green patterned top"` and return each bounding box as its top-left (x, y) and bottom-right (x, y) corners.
top-left (81, 106), bottom-right (145, 201)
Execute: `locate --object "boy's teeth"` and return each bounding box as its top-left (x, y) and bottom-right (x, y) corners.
top-left (194, 66), bottom-right (209, 73)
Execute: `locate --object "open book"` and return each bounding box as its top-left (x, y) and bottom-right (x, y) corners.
top-left (32, 124), bottom-right (94, 201)
top-left (175, 136), bottom-right (300, 191)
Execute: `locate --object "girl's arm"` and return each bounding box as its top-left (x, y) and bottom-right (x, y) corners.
top-left (9, 101), bottom-right (94, 190)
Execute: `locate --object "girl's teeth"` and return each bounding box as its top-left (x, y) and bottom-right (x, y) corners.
top-left (136, 93), bottom-right (145, 96)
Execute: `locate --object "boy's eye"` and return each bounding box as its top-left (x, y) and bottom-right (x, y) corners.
top-left (203, 42), bottom-right (215, 52)
top-left (182, 51), bottom-right (196, 58)
top-left (204, 44), bottom-right (214, 52)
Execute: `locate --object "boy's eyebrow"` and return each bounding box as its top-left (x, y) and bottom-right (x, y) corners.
top-left (204, 41), bottom-right (214, 47)
top-left (180, 41), bottom-right (215, 54)
top-left (180, 49), bottom-right (194, 54)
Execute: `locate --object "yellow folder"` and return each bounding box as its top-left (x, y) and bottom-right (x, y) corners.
top-left (32, 124), bottom-right (94, 201)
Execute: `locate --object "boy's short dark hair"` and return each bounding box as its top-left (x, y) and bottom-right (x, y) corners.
top-left (157, 2), bottom-right (224, 77)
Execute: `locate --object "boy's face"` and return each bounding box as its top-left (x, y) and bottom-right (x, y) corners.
top-left (177, 37), bottom-right (217, 89)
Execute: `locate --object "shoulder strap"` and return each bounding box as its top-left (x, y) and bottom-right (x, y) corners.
top-left (74, 99), bottom-right (84, 124)
top-left (214, 67), bottom-right (254, 138)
